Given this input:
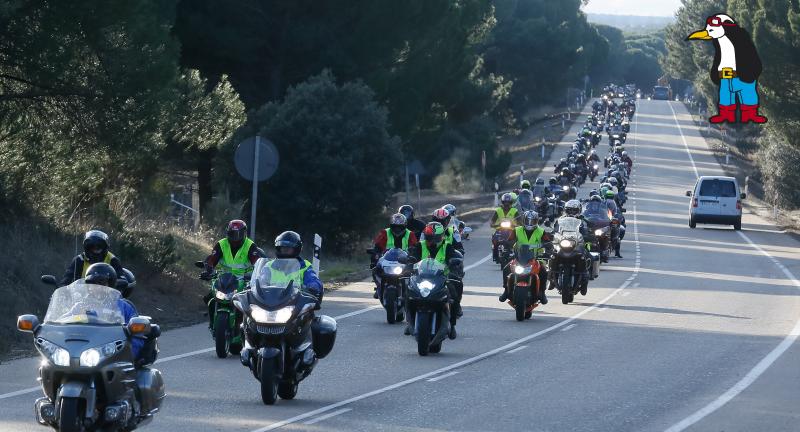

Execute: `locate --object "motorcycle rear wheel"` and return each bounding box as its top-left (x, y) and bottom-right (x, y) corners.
top-left (259, 356), bottom-right (279, 405)
top-left (59, 397), bottom-right (82, 432)
top-left (214, 312), bottom-right (230, 358)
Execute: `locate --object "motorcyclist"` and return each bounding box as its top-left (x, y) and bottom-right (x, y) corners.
top-left (201, 220), bottom-right (262, 327)
top-left (532, 178), bottom-right (548, 199)
top-left (84, 263), bottom-right (152, 365)
top-left (372, 213), bottom-right (418, 298)
top-left (558, 167), bottom-right (575, 184)
top-left (443, 203), bottom-right (460, 232)
top-left (620, 151), bottom-right (633, 170)
top-left (408, 222), bottom-right (464, 339)
top-left (432, 207), bottom-right (464, 255)
top-left (399, 204), bottom-right (426, 241)
top-left (547, 177), bottom-right (561, 195)
top-left (604, 189), bottom-right (625, 258)
top-left (60, 230), bottom-right (124, 286)
top-left (588, 149), bottom-right (601, 165)
top-left (265, 231), bottom-right (323, 303)
top-left (500, 211), bottom-right (550, 305)
top-left (554, 158), bottom-right (568, 173)
top-left (490, 193), bottom-right (519, 262)
top-left (551, 200), bottom-right (592, 286)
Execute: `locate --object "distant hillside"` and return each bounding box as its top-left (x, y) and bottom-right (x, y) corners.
top-left (587, 13), bottom-right (673, 33)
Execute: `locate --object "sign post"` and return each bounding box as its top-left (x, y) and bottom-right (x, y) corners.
top-left (234, 136), bottom-right (279, 239)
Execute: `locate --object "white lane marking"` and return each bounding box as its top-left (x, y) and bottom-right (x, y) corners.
top-left (427, 371), bottom-right (460, 382)
top-left (464, 253), bottom-right (492, 272)
top-left (251, 206), bottom-right (642, 432)
top-left (301, 408), bottom-right (352, 425)
top-left (665, 231), bottom-right (800, 432)
top-left (561, 324), bottom-right (577, 332)
top-left (622, 292), bottom-right (631, 297)
top-left (633, 283), bottom-right (640, 288)
top-left (668, 102), bottom-right (699, 179)
top-left (0, 304), bottom-right (387, 400)
top-left (506, 345), bottom-right (528, 354)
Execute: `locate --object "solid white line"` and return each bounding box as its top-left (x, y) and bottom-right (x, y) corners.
top-left (561, 324), bottom-right (577, 332)
top-left (251, 206), bottom-right (643, 432)
top-left (621, 292), bottom-right (631, 297)
top-left (332, 305), bottom-right (382, 320)
top-left (506, 345), bottom-right (528, 354)
top-left (301, 408), bottom-right (352, 425)
top-left (427, 371), bottom-right (460, 382)
top-left (0, 386), bottom-right (40, 400)
top-left (464, 253), bottom-right (492, 272)
top-left (668, 102), bottom-right (699, 179)
top-left (665, 231), bottom-right (800, 432)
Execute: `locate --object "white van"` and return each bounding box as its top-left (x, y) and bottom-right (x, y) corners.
top-left (686, 176), bottom-right (745, 230)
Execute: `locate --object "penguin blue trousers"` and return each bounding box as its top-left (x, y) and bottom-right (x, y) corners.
top-left (719, 78), bottom-right (758, 106)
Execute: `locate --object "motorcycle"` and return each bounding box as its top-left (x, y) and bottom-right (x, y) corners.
top-left (196, 262), bottom-right (248, 358)
top-left (234, 258), bottom-right (336, 405)
top-left (19, 280), bottom-right (164, 432)
top-left (506, 244), bottom-right (549, 321)
top-left (551, 218), bottom-right (595, 304)
top-left (589, 162), bottom-right (599, 181)
top-left (492, 218), bottom-right (515, 269)
top-left (582, 205), bottom-right (613, 264)
top-left (406, 258), bottom-right (453, 356)
top-left (368, 248), bottom-right (412, 324)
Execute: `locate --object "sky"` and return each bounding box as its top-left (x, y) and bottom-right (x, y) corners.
top-left (581, 0), bottom-right (683, 17)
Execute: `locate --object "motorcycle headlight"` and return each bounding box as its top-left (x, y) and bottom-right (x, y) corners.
top-left (418, 280), bottom-right (435, 297)
top-left (535, 197), bottom-right (541, 202)
top-left (37, 338), bottom-right (70, 367)
top-left (500, 221), bottom-right (512, 229)
top-left (79, 341), bottom-right (121, 368)
top-left (514, 265), bottom-right (532, 275)
top-left (215, 290), bottom-right (233, 301)
top-left (562, 186), bottom-right (569, 191)
top-left (384, 265), bottom-right (404, 275)
top-left (594, 229), bottom-right (603, 236)
top-left (251, 304), bottom-right (294, 324)
top-left (559, 239), bottom-right (575, 249)
top-left (593, 164), bottom-right (598, 169)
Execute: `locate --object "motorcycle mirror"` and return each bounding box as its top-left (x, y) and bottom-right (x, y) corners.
top-left (740, 193), bottom-right (746, 199)
top-left (256, 247), bottom-right (268, 258)
top-left (232, 298), bottom-right (243, 311)
top-left (685, 190), bottom-right (692, 197)
top-left (40, 275), bottom-right (57, 286)
top-left (463, 227), bottom-right (473, 234)
top-left (128, 317), bottom-right (151, 336)
top-left (621, 208), bottom-right (627, 213)
top-left (17, 314), bottom-right (39, 333)
top-left (194, 261), bottom-right (205, 269)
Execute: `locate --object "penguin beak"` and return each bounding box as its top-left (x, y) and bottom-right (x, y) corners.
top-left (687, 29), bottom-right (711, 40)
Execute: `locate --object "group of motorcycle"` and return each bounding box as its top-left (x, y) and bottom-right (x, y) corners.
top-left (493, 84), bottom-right (636, 319)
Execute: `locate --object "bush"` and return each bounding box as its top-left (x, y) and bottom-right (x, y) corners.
top-left (231, 71), bottom-right (402, 250)
top-left (117, 229), bottom-right (180, 274)
top-left (434, 148), bottom-right (483, 194)
top-left (756, 129), bottom-right (800, 208)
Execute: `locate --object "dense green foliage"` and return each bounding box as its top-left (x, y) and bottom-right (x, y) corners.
top-left (663, 0), bottom-right (800, 207)
top-left (591, 25), bottom-right (666, 91)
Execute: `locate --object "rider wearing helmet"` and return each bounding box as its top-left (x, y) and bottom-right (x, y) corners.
top-left (432, 207), bottom-right (464, 254)
top-left (409, 222), bottom-right (464, 339)
top-left (621, 151), bottom-right (633, 169)
top-left (551, 200), bottom-right (592, 284)
top-left (491, 193), bottom-right (520, 262)
top-left (547, 177), bottom-right (561, 195)
top-left (554, 158), bottom-right (568, 173)
top-left (398, 204), bottom-right (426, 241)
top-left (501, 211), bottom-right (550, 304)
top-left (60, 230), bottom-right (125, 286)
top-left (373, 213), bottom-right (418, 254)
top-left (202, 220), bottom-right (262, 279)
top-left (268, 231), bottom-right (323, 300)
top-left (84, 263), bottom-right (149, 363)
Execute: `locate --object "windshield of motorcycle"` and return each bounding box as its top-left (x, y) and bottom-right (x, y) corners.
top-left (515, 245), bottom-right (536, 262)
top-left (44, 281), bottom-right (125, 325)
top-left (250, 258), bottom-right (302, 307)
top-left (414, 258), bottom-right (446, 278)
top-left (517, 190), bottom-right (533, 210)
top-left (532, 185), bottom-right (547, 198)
top-left (582, 201), bottom-right (610, 221)
top-left (557, 217), bottom-right (583, 233)
top-left (380, 248), bottom-right (409, 264)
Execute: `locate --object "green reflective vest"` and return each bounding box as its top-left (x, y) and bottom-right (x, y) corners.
top-left (420, 242), bottom-right (447, 265)
top-left (443, 226), bottom-right (455, 247)
top-left (218, 237), bottom-right (255, 277)
top-left (265, 259), bottom-right (311, 288)
top-left (514, 226), bottom-right (545, 255)
top-left (81, 252), bottom-right (114, 277)
top-left (495, 207), bottom-right (518, 221)
top-left (385, 228), bottom-right (411, 251)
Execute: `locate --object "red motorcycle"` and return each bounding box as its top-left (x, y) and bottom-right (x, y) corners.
top-left (505, 244), bottom-right (548, 321)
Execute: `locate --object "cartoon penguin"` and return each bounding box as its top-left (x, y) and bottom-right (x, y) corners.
top-left (687, 14), bottom-right (767, 123)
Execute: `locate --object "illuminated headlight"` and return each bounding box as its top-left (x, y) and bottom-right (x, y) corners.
top-left (559, 239), bottom-right (575, 249)
top-left (384, 265), bottom-right (403, 275)
top-left (500, 221), bottom-right (512, 229)
top-left (418, 280), bottom-right (435, 297)
top-left (215, 290), bottom-right (233, 301)
top-left (594, 229), bottom-right (604, 236)
top-left (514, 265), bottom-right (532, 275)
top-left (562, 186), bottom-right (570, 191)
top-left (80, 341), bottom-right (118, 367)
top-left (593, 164), bottom-right (598, 169)
top-left (534, 197), bottom-right (541, 202)
top-left (251, 305), bottom-right (294, 324)
top-left (37, 338), bottom-right (70, 367)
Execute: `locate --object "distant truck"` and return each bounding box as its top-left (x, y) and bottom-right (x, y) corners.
top-left (653, 86), bottom-right (672, 100)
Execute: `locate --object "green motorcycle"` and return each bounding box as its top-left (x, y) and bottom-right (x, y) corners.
top-left (197, 262), bottom-right (249, 358)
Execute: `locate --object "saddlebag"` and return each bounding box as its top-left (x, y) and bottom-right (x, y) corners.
top-left (311, 315), bottom-right (337, 359)
top-left (589, 252), bottom-right (600, 279)
top-left (136, 367), bottom-right (166, 415)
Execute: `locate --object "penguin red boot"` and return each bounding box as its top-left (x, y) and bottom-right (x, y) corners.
top-left (709, 105), bottom-right (736, 123)
top-left (740, 104), bottom-right (768, 123)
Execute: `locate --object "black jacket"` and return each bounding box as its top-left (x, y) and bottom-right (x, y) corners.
top-left (60, 253), bottom-right (124, 286)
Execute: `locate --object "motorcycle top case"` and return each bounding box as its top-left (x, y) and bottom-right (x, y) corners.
top-left (311, 315), bottom-right (337, 359)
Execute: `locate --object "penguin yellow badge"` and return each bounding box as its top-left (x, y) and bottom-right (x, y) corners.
top-left (687, 14), bottom-right (767, 124)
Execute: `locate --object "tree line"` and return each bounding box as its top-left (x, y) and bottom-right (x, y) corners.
top-left (0, 0), bottom-right (663, 249)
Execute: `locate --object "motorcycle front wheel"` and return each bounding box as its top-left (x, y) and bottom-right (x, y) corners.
top-left (385, 288), bottom-right (398, 324)
top-left (259, 355), bottom-right (279, 405)
top-left (59, 397), bottom-right (82, 432)
top-left (416, 312), bottom-right (432, 356)
top-left (513, 286), bottom-right (527, 322)
top-left (214, 311), bottom-right (230, 358)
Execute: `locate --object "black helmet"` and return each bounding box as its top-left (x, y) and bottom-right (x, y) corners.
top-left (389, 213), bottom-right (407, 237)
top-left (83, 230), bottom-right (110, 262)
top-left (275, 231), bottom-right (302, 258)
top-left (226, 219), bottom-right (247, 244)
top-left (535, 177), bottom-right (545, 186)
top-left (590, 195), bottom-right (603, 202)
top-left (549, 177), bottom-right (557, 185)
top-left (398, 204), bottom-right (414, 220)
top-left (85, 263), bottom-right (117, 288)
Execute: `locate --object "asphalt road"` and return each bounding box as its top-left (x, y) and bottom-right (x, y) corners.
top-left (1, 99), bottom-right (798, 432)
